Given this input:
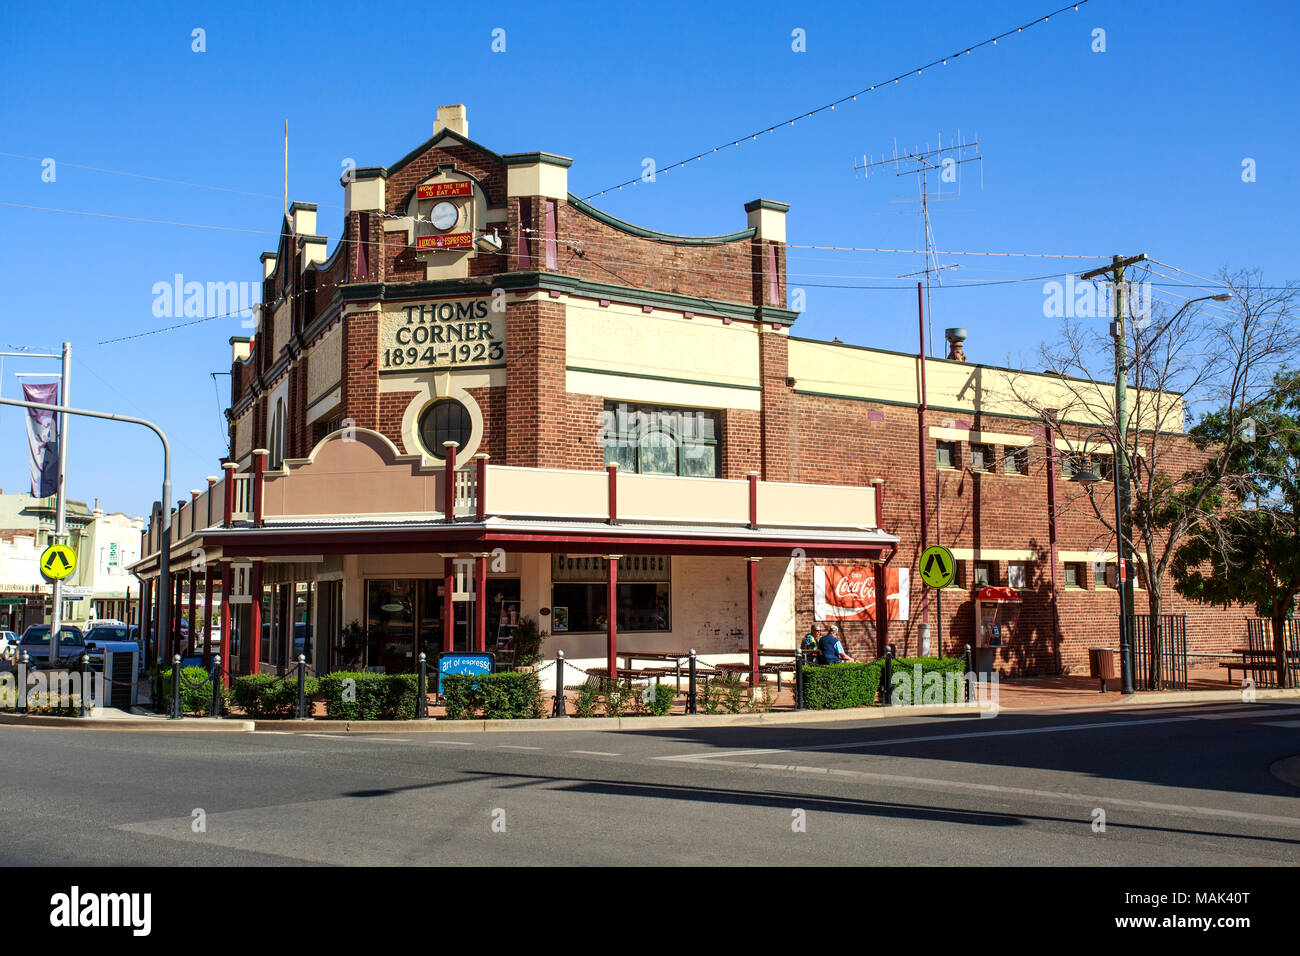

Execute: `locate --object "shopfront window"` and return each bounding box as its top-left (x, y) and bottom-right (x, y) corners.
top-left (260, 587), bottom-right (272, 665)
top-left (550, 555), bottom-right (670, 633)
top-left (366, 580), bottom-right (416, 673)
top-left (601, 402), bottom-right (718, 478)
top-left (294, 582), bottom-right (313, 665)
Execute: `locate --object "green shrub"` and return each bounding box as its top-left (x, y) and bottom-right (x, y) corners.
top-left (571, 681), bottom-right (601, 717)
top-left (649, 682), bottom-right (676, 716)
top-left (25, 692), bottom-right (89, 716)
top-left (565, 678), bottom-right (669, 718)
top-left (319, 672), bottom-right (419, 720)
top-left (801, 660), bottom-right (884, 710)
top-left (230, 673), bottom-right (318, 718)
top-left (885, 656), bottom-right (966, 705)
top-left (159, 666), bottom-right (216, 716)
top-left (441, 671), bottom-right (543, 720)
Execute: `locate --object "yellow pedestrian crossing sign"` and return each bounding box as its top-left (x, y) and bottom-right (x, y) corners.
top-left (40, 543), bottom-right (77, 582)
top-left (919, 545), bottom-right (954, 589)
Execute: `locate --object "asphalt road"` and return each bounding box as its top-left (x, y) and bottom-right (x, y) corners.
top-left (1, 700), bottom-right (1298, 866)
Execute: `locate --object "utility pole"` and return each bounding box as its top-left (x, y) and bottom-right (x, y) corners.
top-left (1080, 254), bottom-right (1146, 689)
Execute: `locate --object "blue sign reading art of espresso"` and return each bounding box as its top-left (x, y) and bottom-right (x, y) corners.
top-left (438, 653), bottom-right (494, 694)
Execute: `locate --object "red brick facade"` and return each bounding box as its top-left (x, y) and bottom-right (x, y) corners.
top-left (219, 115), bottom-right (1253, 677)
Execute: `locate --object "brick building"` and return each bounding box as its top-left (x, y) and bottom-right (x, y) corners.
top-left (130, 105), bottom-right (1249, 684)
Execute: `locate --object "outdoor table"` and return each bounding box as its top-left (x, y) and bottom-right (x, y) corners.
top-left (616, 651), bottom-right (694, 693)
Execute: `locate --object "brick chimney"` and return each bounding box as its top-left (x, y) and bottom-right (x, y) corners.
top-left (434, 104), bottom-right (469, 139)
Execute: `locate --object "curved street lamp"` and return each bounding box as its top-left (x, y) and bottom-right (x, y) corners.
top-left (1068, 430), bottom-right (1133, 694)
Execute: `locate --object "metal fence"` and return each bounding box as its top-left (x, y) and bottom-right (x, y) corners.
top-left (1128, 614), bottom-right (1188, 691)
top-left (1244, 619), bottom-right (1299, 689)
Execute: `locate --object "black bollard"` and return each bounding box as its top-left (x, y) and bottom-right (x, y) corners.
top-left (170, 654), bottom-right (182, 719)
top-left (963, 643), bottom-right (973, 702)
top-left (296, 654), bottom-right (307, 719)
top-left (881, 644), bottom-right (894, 706)
top-left (417, 652), bottom-right (428, 719)
top-left (211, 655), bottom-right (223, 718)
top-left (551, 650), bottom-right (567, 718)
top-left (794, 650), bottom-right (804, 711)
top-left (687, 649), bottom-right (698, 715)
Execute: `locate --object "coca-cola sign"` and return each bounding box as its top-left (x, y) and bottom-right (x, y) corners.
top-left (813, 565), bottom-right (909, 621)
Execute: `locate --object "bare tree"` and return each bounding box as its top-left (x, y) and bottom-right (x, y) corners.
top-left (998, 267), bottom-right (1299, 687)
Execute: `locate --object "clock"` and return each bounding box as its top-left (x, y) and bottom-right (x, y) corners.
top-left (429, 201), bottom-right (459, 231)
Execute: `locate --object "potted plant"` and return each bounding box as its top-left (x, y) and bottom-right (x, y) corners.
top-left (509, 616), bottom-right (547, 668)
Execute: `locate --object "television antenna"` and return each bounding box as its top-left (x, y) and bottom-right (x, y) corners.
top-left (854, 133), bottom-right (983, 355)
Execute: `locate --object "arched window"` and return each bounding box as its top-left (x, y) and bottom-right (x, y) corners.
top-left (418, 399), bottom-right (472, 459)
top-left (270, 399), bottom-right (286, 469)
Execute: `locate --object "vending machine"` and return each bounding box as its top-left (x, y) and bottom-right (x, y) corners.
top-left (973, 586), bottom-right (1023, 674)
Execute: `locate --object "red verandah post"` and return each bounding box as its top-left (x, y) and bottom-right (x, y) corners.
top-left (747, 557), bottom-right (760, 686)
top-left (606, 555), bottom-right (621, 681)
top-left (443, 556), bottom-right (455, 654)
top-left (252, 448), bottom-right (267, 527)
top-left (443, 441), bottom-right (459, 522)
top-left (475, 552), bottom-right (488, 654)
top-left (222, 461), bottom-right (235, 524)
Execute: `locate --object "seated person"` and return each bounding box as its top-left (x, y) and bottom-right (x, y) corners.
top-left (817, 624), bottom-right (854, 665)
top-left (801, 624), bottom-right (820, 652)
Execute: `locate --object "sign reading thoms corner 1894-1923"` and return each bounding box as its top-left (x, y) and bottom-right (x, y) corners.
top-left (379, 298), bottom-right (504, 373)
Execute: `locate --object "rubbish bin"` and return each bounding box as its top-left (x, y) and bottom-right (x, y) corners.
top-left (1088, 647), bottom-right (1118, 693)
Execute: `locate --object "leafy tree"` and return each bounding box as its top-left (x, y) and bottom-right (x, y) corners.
top-left (1002, 268), bottom-right (1299, 687)
top-left (1173, 370), bottom-right (1300, 687)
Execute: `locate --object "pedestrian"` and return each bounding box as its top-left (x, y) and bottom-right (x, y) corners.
top-left (818, 624), bottom-right (854, 664)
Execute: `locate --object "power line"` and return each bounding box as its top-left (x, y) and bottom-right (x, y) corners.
top-left (580, 1), bottom-right (1092, 198)
top-left (0, 150), bottom-right (343, 209)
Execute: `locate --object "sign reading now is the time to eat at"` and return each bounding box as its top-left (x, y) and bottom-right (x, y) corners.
top-left (378, 298), bottom-right (505, 373)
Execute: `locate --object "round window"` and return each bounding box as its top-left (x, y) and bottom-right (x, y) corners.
top-left (418, 399), bottom-right (473, 458)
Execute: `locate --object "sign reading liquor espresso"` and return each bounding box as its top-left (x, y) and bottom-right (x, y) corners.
top-left (415, 232), bottom-right (473, 250)
top-left (379, 299), bottom-right (505, 372)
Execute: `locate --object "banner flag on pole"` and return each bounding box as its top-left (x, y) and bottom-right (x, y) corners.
top-left (21, 382), bottom-right (59, 499)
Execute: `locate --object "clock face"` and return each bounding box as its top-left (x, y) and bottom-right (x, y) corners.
top-left (429, 201), bottom-right (459, 231)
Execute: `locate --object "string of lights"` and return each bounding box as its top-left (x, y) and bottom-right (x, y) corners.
top-left (579, 1), bottom-right (1091, 199)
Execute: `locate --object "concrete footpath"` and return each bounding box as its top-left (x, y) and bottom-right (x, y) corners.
top-left (0, 686), bottom-right (1295, 733)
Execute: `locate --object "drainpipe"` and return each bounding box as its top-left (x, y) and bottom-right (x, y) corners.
top-left (1044, 412), bottom-right (1064, 674)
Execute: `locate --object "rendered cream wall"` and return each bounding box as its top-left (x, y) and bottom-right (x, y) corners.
top-left (566, 300), bottom-right (762, 392)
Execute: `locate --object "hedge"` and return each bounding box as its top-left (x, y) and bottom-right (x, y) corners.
top-left (442, 671), bottom-right (543, 720)
top-left (230, 673), bottom-right (319, 718)
top-left (159, 666), bottom-right (215, 716)
top-left (318, 672), bottom-right (420, 720)
top-left (801, 656), bottom-right (968, 709)
top-left (885, 656), bottom-right (966, 705)
top-left (801, 661), bottom-right (884, 710)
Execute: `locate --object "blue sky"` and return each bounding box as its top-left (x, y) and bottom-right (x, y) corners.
top-left (1, 0), bottom-right (1296, 517)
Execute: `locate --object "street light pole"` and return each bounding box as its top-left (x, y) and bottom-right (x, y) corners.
top-left (0, 395), bottom-right (171, 703)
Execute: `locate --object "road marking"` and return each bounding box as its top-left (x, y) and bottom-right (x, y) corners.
top-left (570, 750), bottom-right (621, 757)
top-left (670, 756), bottom-right (1300, 829)
top-left (497, 744), bottom-right (542, 750)
top-left (658, 707), bottom-right (1300, 761)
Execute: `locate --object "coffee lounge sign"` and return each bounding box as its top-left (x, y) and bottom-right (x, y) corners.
top-left (379, 298), bottom-right (504, 372)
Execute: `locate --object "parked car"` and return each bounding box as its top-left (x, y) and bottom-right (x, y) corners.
top-left (0, 630), bottom-right (18, 660)
top-left (84, 623), bottom-right (144, 672)
top-left (18, 624), bottom-right (86, 667)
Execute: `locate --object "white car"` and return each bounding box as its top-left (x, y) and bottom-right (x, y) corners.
top-left (0, 630), bottom-right (17, 659)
